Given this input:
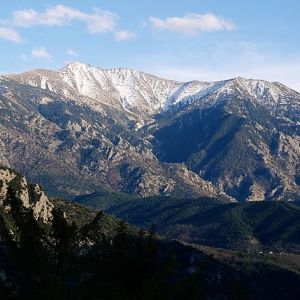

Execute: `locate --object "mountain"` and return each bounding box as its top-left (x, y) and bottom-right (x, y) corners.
top-left (8, 62), bottom-right (300, 121)
top-left (7, 61), bottom-right (229, 119)
top-left (1, 61), bottom-right (300, 202)
top-left (1, 68), bottom-right (223, 200)
top-left (150, 77), bottom-right (300, 201)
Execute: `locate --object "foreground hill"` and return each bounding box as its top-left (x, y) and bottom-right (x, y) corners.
top-left (1, 167), bottom-right (300, 299)
top-left (0, 62), bottom-right (300, 201)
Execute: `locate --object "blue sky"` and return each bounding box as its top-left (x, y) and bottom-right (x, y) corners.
top-left (1, 0), bottom-right (300, 91)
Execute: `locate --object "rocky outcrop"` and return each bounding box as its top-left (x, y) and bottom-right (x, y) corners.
top-left (0, 167), bottom-right (53, 222)
top-left (30, 184), bottom-right (54, 222)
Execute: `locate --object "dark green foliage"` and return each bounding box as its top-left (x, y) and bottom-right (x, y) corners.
top-left (73, 188), bottom-right (137, 210)
top-left (27, 182), bottom-right (42, 203)
top-left (0, 188), bottom-right (54, 299)
top-left (2, 180), bottom-right (300, 299)
top-left (28, 173), bottom-right (81, 201)
top-left (0, 168), bottom-right (25, 192)
top-left (0, 191), bottom-right (210, 299)
top-left (52, 198), bottom-right (97, 227)
top-left (152, 103), bottom-right (249, 165)
top-left (105, 197), bottom-right (300, 252)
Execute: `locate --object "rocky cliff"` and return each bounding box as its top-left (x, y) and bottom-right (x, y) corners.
top-left (0, 167), bottom-right (53, 221)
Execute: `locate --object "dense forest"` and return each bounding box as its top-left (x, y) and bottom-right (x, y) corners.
top-left (75, 192), bottom-right (300, 253)
top-left (0, 195), bottom-right (204, 299)
top-left (1, 177), bottom-right (300, 299)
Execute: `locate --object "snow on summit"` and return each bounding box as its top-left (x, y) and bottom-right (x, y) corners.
top-left (58, 62), bottom-right (228, 114)
top-left (6, 61), bottom-right (300, 120)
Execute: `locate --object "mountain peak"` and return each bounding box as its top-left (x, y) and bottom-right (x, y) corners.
top-left (5, 62), bottom-right (300, 121)
top-left (65, 60), bottom-right (93, 69)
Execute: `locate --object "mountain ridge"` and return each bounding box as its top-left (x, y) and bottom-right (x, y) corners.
top-left (1, 62), bottom-right (300, 202)
top-left (8, 61), bottom-right (300, 121)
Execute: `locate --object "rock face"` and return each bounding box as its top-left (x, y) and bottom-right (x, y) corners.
top-left (1, 62), bottom-right (300, 202)
top-left (0, 167), bottom-right (53, 221)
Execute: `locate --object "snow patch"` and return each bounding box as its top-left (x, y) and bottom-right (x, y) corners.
top-left (13, 62), bottom-right (300, 120)
top-left (39, 97), bottom-right (54, 104)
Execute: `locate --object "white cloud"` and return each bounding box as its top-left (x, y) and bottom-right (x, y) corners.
top-left (86, 8), bottom-right (118, 34)
top-left (67, 49), bottom-right (78, 56)
top-left (0, 27), bottom-right (23, 42)
top-left (31, 47), bottom-right (52, 61)
top-left (114, 30), bottom-right (136, 41)
top-left (20, 54), bottom-right (28, 60)
top-left (7, 5), bottom-right (118, 34)
top-left (149, 13), bottom-right (236, 34)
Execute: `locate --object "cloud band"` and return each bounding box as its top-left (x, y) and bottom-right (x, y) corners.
top-left (149, 13), bottom-right (236, 34)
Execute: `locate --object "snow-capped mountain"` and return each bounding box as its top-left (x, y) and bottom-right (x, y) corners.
top-left (2, 62), bottom-right (300, 202)
top-left (8, 61), bottom-right (300, 122)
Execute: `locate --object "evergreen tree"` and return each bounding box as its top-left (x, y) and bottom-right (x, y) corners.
top-left (50, 208), bottom-right (79, 299)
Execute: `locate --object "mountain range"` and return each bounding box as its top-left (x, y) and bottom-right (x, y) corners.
top-left (1, 61), bottom-right (300, 202)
